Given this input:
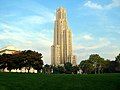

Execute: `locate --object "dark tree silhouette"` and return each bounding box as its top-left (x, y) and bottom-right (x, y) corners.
top-left (0, 50), bottom-right (44, 73)
top-left (64, 62), bottom-right (72, 74)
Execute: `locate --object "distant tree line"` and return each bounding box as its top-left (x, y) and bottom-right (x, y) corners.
top-left (0, 50), bottom-right (43, 72)
top-left (0, 50), bottom-right (80, 74)
top-left (79, 54), bottom-right (120, 74)
top-left (43, 54), bottom-right (120, 74)
top-left (43, 62), bottom-right (79, 74)
top-left (0, 50), bottom-right (120, 74)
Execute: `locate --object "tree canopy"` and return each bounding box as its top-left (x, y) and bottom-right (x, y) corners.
top-left (0, 50), bottom-right (43, 72)
top-left (79, 54), bottom-right (120, 74)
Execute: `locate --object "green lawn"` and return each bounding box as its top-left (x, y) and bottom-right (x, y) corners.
top-left (0, 72), bottom-right (120, 90)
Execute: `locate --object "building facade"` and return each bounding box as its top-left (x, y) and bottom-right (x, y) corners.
top-left (0, 45), bottom-right (19, 55)
top-left (51, 7), bottom-right (77, 66)
top-left (0, 45), bottom-right (37, 73)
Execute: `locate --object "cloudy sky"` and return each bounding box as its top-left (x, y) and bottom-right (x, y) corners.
top-left (0, 0), bottom-right (120, 64)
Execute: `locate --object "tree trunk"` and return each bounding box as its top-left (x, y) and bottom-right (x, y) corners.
top-left (28, 67), bottom-right (30, 73)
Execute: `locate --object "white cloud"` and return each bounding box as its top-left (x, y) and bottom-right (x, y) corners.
top-left (76, 47), bottom-right (120, 63)
top-left (17, 14), bottom-right (54, 25)
top-left (74, 37), bottom-right (120, 63)
top-left (74, 37), bottom-right (110, 51)
top-left (74, 33), bottom-right (94, 41)
top-left (106, 0), bottom-right (120, 9)
top-left (0, 2), bottom-right (55, 64)
top-left (87, 38), bottom-right (110, 50)
top-left (84, 1), bottom-right (103, 9)
top-left (83, 35), bottom-right (93, 41)
top-left (84, 0), bottom-right (120, 10)
top-left (19, 2), bottom-right (55, 25)
top-left (0, 23), bottom-right (52, 64)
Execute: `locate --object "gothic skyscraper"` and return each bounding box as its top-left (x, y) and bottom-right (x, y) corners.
top-left (51, 7), bottom-right (76, 66)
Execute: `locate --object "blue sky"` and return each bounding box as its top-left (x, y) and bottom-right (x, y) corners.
top-left (0, 0), bottom-right (120, 64)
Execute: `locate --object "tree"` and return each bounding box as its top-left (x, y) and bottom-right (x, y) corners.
top-left (102, 59), bottom-right (110, 73)
top-left (19, 50), bottom-right (44, 73)
top-left (89, 54), bottom-right (105, 74)
top-left (0, 50), bottom-right (44, 73)
top-left (53, 66), bottom-right (59, 74)
top-left (43, 64), bottom-right (51, 74)
top-left (1, 54), bottom-right (14, 72)
top-left (58, 66), bottom-right (65, 74)
top-left (80, 60), bottom-right (94, 74)
top-left (115, 54), bottom-right (120, 63)
top-left (64, 62), bottom-right (72, 74)
top-left (108, 61), bottom-right (117, 73)
top-left (115, 54), bottom-right (120, 72)
top-left (7, 54), bottom-right (15, 72)
top-left (0, 54), bottom-right (7, 71)
top-left (13, 53), bottom-right (25, 70)
top-left (79, 54), bottom-right (113, 74)
top-left (72, 65), bottom-right (79, 74)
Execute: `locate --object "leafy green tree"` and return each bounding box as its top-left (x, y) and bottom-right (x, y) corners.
top-left (79, 54), bottom-right (112, 74)
top-left (43, 64), bottom-right (51, 74)
top-left (14, 53), bottom-right (24, 70)
top-left (7, 54), bottom-right (15, 72)
top-left (0, 54), bottom-right (7, 71)
top-left (21, 50), bottom-right (33, 72)
top-left (89, 54), bottom-right (105, 74)
top-left (53, 66), bottom-right (59, 74)
top-left (115, 54), bottom-right (120, 63)
top-left (72, 65), bottom-right (79, 74)
top-left (115, 54), bottom-right (120, 72)
top-left (0, 50), bottom-right (44, 73)
top-left (102, 59), bottom-right (110, 73)
top-left (1, 54), bottom-right (13, 72)
top-left (58, 66), bottom-right (65, 74)
top-left (33, 60), bottom-right (43, 73)
top-left (108, 61), bottom-right (117, 73)
top-left (80, 60), bottom-right (94, 74)
top-left (18, 50), bottom-right (43, 73)
top-left (64, 62), bottom-right (72, 74)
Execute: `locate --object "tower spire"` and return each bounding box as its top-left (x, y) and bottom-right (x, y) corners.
top-left (51, 7), bottom-right (77, 66)
top-left (56, 7), bottom-right (67, 20)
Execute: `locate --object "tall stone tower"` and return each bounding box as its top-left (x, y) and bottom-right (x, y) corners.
top-left (51, 7), bottom-right (76, 66)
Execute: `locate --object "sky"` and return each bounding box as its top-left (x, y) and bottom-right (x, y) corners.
top-left (0, 0), bottom-right (120, 64)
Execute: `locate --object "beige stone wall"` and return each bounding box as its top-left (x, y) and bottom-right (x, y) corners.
top-left (72, 55), bottom-right (77, 66)
top-left (51, 7), bottom-right (77, 66)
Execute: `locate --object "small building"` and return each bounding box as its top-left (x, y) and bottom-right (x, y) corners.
top-left (0, 45), bottom-right (37, 73)
top-left (0, 45), bottom-right (20, 55)
top-left (72, 55), bottom-right (77, 66)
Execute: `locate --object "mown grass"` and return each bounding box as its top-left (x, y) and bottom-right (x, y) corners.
top-left (0, 72), bottom-right (120, 90)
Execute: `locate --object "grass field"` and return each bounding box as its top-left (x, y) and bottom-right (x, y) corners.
top-left (0, 72), bottom-right (120, 90)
